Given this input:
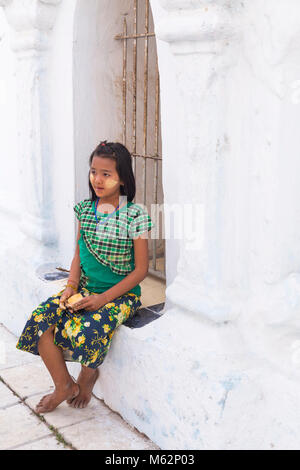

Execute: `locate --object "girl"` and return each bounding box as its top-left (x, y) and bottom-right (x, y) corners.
top-left (16, 141), bottom-right (153, 413)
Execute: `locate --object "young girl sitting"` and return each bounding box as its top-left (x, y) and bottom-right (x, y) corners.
top-left (16, 140), bottom-right (153, 414)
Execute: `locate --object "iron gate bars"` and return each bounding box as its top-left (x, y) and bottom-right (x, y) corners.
top-left (115, 0), bottom-right (165, 281)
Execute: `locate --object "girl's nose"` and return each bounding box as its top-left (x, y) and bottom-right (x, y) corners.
top-left (95, 176), bottom-right (103, 185)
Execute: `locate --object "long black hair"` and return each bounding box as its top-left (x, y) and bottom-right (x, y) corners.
top-left (88, 140), bottom-right (136, 202)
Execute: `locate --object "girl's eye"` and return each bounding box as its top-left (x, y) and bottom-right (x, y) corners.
top-left (90, 170), bottom-right (110, 177)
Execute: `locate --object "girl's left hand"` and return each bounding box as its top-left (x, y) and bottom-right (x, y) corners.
top-left (70, 293), bottom-right (108, 313)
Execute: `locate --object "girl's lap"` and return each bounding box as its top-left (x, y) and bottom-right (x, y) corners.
top-left (40, 285), bottom-right (139, 310)
top-left (51, 289), bottom-right (141, 367)
top-left (33, 285), bottom-right (141, 332)
top-left (17, 285), bottom-right (141, 358)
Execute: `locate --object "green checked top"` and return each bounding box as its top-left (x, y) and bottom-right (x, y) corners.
top-left (74, 198), bottom-right (154, 276)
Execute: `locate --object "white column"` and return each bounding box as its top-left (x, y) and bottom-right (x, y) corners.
top-left (155, 0), bottom-right (300, 333)
top-left (154, 0), bottom-right (244, 322)
top-left (1, 0), bottom-right (61, 246)
top-left (0, 0), bottom-right (66, 336)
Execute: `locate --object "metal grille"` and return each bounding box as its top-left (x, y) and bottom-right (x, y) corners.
top-left (115, 0), bottom-right (165, 281)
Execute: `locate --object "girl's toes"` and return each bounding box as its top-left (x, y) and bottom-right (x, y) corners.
top-left (66, 383), bottom-right (80, 405)
top-left (36, 399), bottom-right (43, 409)
top-left (69, 397), bottom-right (79, 408)
top-left (74, 397), bottom-right (86, 409)
top-left (67, 391), bottom-right (89, 408)
top-left (36, 397), bottom-right (46, 413)
top-left (36, 398), bottom-right (50, 413)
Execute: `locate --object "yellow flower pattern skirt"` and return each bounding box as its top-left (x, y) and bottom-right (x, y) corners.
top-left (16, 286), bottom-right (142, 368)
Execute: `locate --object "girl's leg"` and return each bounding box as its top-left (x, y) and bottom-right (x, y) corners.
top-left (67, 294), bottom-right (141, 409)
top-left (36, 325), bottom-right (79, 413)
top-left (68, 365), bottom-right (99, 409)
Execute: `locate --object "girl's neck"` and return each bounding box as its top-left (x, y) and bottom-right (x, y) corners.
top-left (97, 194), bottom-right (126, 213)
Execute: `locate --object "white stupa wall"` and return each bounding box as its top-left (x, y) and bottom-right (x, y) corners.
top-left (1, 0), bottom-right (300, 450)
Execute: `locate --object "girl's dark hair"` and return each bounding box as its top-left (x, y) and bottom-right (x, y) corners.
top-left (88, 140), bottom-right (136, 202)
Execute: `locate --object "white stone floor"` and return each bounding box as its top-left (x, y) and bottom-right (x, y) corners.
top-left (0, 323), bottom-right (160, 451)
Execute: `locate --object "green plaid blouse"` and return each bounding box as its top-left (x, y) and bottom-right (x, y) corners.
top-left (74, 199), bottom-right (154, 276)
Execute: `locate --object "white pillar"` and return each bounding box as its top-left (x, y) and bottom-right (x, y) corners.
top-left (0, 0), bottom-right (64, 334)
top-left (155, 0), bottom-right (300, 372)
top-left (156, 0), bottom-right (244, 323)
top-left (1, 0), bottom-right (61, 248)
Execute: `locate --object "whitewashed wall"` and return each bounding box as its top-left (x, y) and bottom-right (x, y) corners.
top-left (0, 9), bottom-right (18, 224)
top-left (2, 0), bottom-right (300, 450)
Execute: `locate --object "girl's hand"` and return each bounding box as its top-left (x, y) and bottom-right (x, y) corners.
top-left (71, 293), bottom-right (108, 313)
top-left (59, 287), bottom-right (77, 310)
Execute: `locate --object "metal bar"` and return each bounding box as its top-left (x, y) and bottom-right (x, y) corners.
top-left (115, 32), bottom-right (155, 40)
top-left (155, 62), bottom-right (160, 157)
top-left (114, 0), bottom-right (165, 282)
top-left (132, 152), bottom-right (162, 161)
top-left (152, 201), bottom-right (157, 271)
top-left (56, 267), bottom-right (70, 272)
top-left (122, 17), bottom-right (127, 145)
top-left (148, 266), bottom-right (166, 281)
top-left (142, 0), bottom-right (149, 205)
top-left (132, 0), bottom-right (137, 179)
top-left (142, 0), bottom-right (149, 207)
top-left (152, 62), bottom-right (160, 272)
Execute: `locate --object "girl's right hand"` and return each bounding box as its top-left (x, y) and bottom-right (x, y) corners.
top-left (59, 287), bottom-right (77, 310)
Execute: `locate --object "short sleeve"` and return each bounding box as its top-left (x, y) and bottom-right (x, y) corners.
top-left (73, 201), bottom-right (84, 221)
top-left (128, 208), bottom-right (154, 239)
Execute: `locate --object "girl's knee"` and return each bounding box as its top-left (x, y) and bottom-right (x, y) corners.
top-left (39, 324), bottom-right (55, 341)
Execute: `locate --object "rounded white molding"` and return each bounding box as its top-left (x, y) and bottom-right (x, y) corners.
top-left (155, 0), bottom-right (242, 55)
top-left (0, 0), bottom-right (12, 6)
top-left (2, 0), bottom-right (62, 34)
top-left (159, 0), bottom-right (203, 10)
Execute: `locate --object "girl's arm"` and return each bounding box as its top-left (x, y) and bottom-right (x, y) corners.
top-left (71, 231), bottom-right (150, 312)
top-left (67, 221), bottom-right (82, 289)
top-left (103, 232), bottom-right (150, 303)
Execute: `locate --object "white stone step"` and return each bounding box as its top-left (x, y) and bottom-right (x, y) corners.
top-left (0, 324), bottom-right (159, 451)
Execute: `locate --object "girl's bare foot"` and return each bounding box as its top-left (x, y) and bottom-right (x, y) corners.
top-left (68, 367), bottom-right (99, 409)
top-left (36, 380), bottom-right (80, 414)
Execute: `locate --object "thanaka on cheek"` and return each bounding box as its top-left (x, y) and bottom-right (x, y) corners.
top-left (105, 178), bottom-right (119, 189)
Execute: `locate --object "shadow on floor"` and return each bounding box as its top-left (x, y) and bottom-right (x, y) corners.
top-left (124, 303), bottom-right (165, 329)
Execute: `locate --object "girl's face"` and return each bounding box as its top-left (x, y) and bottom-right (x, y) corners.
top-left (89, 156), bottom-right (124, 200)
